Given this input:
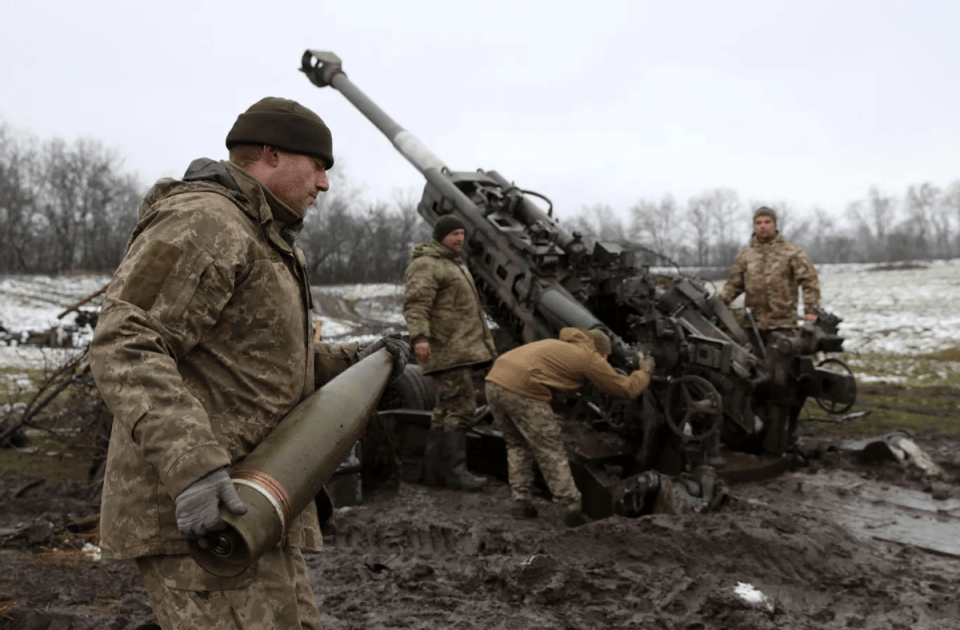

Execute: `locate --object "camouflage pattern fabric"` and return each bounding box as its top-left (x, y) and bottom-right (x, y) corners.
top-left (431, 366), bottom-right (477, 431)
top-left (485, 381), bottom-right (581, 513)
top-left (403, 240), bottom-right (497, 375)
top-left (136, 549), bottom-right (322, 629)
top-left (717, 232), bottom-right (820, 330)
top-left (90, 160), bottom-right (358, 561)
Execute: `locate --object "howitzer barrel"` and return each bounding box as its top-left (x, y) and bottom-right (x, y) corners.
top-left (301, 50), bottom-right (447, 178)
top-left (300, 50), bottom-right (585, 254)
top-left (301, 50), bottom-right (509, 247)
top-left (537, 287), bottom-right (604, 331)
top-left (189, 349), bottom-right (393, 577)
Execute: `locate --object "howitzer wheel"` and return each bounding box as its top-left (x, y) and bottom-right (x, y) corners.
top-left (664, 375), bottom-right (723, 443)
top-left (814, 357), bottom-right (856, 415)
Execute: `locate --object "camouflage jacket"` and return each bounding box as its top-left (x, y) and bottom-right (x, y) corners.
top-left (485, 328), bottom-right (650, 402)
top-left (403, 240), bottom-right (497, 374)
top-left (90, 159), bottom-right (358, 561)
top-left (718, 232), bottom-right (820, 329)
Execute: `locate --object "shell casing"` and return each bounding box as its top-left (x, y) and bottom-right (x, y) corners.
top-left (190, 348), bottom-right (394, 577)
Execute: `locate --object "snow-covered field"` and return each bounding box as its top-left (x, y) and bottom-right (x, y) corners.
top-left (0, 260), bottom-right (958, 373)
top-left (720, 259), bottom-right (960, 356)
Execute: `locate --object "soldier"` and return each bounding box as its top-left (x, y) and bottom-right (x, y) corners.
top-left (403, 214), bottom-right (498, 490)
top-left (718, 206), bottom-right (820, 336)
top-left (89, 97), bottom-right (407, 629)
top-left (484, 328), bottom-right (655, 527)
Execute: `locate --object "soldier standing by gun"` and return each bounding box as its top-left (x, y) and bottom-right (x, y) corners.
top-left (718, 206), bottom-right (821, 340)
top-left (484, 328), bottom-right (655, 527)
top-left (403, 215), bottom-right (498, 490)
top-left (90, 97), bottom-right (407, 629)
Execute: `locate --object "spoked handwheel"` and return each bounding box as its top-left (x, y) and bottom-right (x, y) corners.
top-left (814, 357), bottom-right (856, 414)
top-left (664, 375), bottom-right (723, 442)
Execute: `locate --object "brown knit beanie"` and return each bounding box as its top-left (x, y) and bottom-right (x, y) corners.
top-left (226, 97), bottom-right (334, 168)
top-left (588, 329), bottom-right (612, 356)
top-left (433, 215), bottom-right (465, 242)
top-left (753, 206), bottom-right (777, 224)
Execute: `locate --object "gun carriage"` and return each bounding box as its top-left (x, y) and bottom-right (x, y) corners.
top-left (301, 51), bottom-right (857, 518)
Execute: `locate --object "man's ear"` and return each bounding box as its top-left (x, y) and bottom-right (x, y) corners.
top-left (262, 145), bottom-right (281, 167)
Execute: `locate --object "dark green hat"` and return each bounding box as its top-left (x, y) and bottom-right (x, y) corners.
top-left (226, 97), bottom-right (334, 168)
top-left (433, 214), bottom-right (465, 242)
top-left (753, 206), bottom-right (777, 224)
top-left (588, 329), bottom-right (612, 356)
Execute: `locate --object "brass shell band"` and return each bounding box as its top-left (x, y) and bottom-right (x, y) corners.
top-left (231, 469), bottom-right (293, 535)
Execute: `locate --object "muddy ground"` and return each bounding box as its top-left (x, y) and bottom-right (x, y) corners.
top-left (2, 417), bottom-right (959, 630)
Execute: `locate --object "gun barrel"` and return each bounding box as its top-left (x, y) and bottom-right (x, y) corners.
top-left (301, 50), bottom-right (447, 178)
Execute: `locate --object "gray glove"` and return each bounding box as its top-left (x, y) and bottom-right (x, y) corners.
top-left (174, 467), bottom-right (247, 539)
top-left (357, 333), bottom-right (409, 382)
top-left (637, 352), bottom-right (656, 375)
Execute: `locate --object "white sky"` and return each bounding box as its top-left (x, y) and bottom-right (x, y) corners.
top-left (2, 1), bottom-right (959, 222)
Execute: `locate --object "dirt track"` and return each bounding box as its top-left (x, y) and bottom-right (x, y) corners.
top-left (2, 428), bottom-right (959, 630)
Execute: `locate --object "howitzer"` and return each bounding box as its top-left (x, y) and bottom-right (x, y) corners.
top-left (300, 51), bottom-right (856, 516)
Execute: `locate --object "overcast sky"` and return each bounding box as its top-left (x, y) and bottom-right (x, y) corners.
top-left (2, 1), bottom-right (958, 223)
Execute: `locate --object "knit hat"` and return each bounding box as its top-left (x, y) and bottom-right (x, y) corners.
top-left (226, 97), bottom-right (334, 169)
top-left (588, 329), bottom-right (612, 356)
top-left (753, 206), bottom-right (777, 224)
top-left (433, 215), bottom-right (465, 242)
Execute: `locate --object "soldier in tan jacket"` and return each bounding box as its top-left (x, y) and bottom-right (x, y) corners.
top-left (403, 215), bottom-right (498, 490)
top-left (485, 328), bottom-right (655, 527)
top-left (90, 97), bottom-right (406, 629)
top-left (718, 206), bottom-right (821, 333)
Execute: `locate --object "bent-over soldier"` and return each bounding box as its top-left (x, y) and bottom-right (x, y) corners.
top-left (484, 328), bottom-right (655, 527)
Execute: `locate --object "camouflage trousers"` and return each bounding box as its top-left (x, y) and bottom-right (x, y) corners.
top-left (430, 366), bottom-right (477, 431)
top-left (136, 548), bottom-right (323, 629)
top-left (484, 381), bottom-right (581, 513)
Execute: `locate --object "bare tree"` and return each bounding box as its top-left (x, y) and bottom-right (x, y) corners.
top-left (685, 195), bottom-right (713, 266)
top-left (628, 195), bottom-right (679, 262)
top-left (562, 203), bottom-right (625, 245)
top-left (0, 122), bottom-right (39, 271)
top-left (904, 183), bottom-right (940, 256)
top-left (698, 188), bottom-right (743, 266)
top-left (941, 179), bottom-right (960, 257)
top-left (868, 186), bottom-right (896, 242)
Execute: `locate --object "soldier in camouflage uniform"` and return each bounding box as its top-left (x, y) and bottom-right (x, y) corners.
top-left (90, 97), bottom-right (407, 629)
top-left (718, 206), bottom-right (820, 334)
top-left (485, 328), bottom-right (655, 527)
top-left (403, 215), bottom-right (498, 490)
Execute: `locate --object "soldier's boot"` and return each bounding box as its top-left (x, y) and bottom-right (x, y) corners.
top-left (510, 499), bottom-right (539, 519)
top-left (422, 427), bottom-right (446, 487)
top-left (703, 432), bottom-right (727, 468)
top-left (398, 426), bottom-right (426, 483)
top-left (563, 509), bottom-right (590, 528)
top-left (443, 430), bottom-right (487, 490)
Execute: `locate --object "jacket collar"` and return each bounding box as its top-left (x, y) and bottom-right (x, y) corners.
top-left (220, 161), bottom-right (305, 253)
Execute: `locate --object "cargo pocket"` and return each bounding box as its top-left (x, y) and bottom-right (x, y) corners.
top-left (137, 554), bottom-right (278, 629)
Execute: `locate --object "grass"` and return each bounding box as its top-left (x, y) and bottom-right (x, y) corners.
top-left (802, 346), bottom-right (960, 438)
top-left (0, 430), bottom-right (96, 480)
top-left (0, 366), bottom-right (45, 401)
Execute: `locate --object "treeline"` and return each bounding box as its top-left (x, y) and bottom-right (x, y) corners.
top-left (3, 120), bottom-right (959, 280)
top-left (0, 122), bottom-right (430, 281)
top-left (0, 123), bottom-right (142, 273)
top-left (298, 183), bottom-right (431, 284)
top-left (565, 184), bottom-right (960, 267)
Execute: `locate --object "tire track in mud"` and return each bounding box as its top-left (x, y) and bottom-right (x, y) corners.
top-left (334, 521), bottom-right (472, 558)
